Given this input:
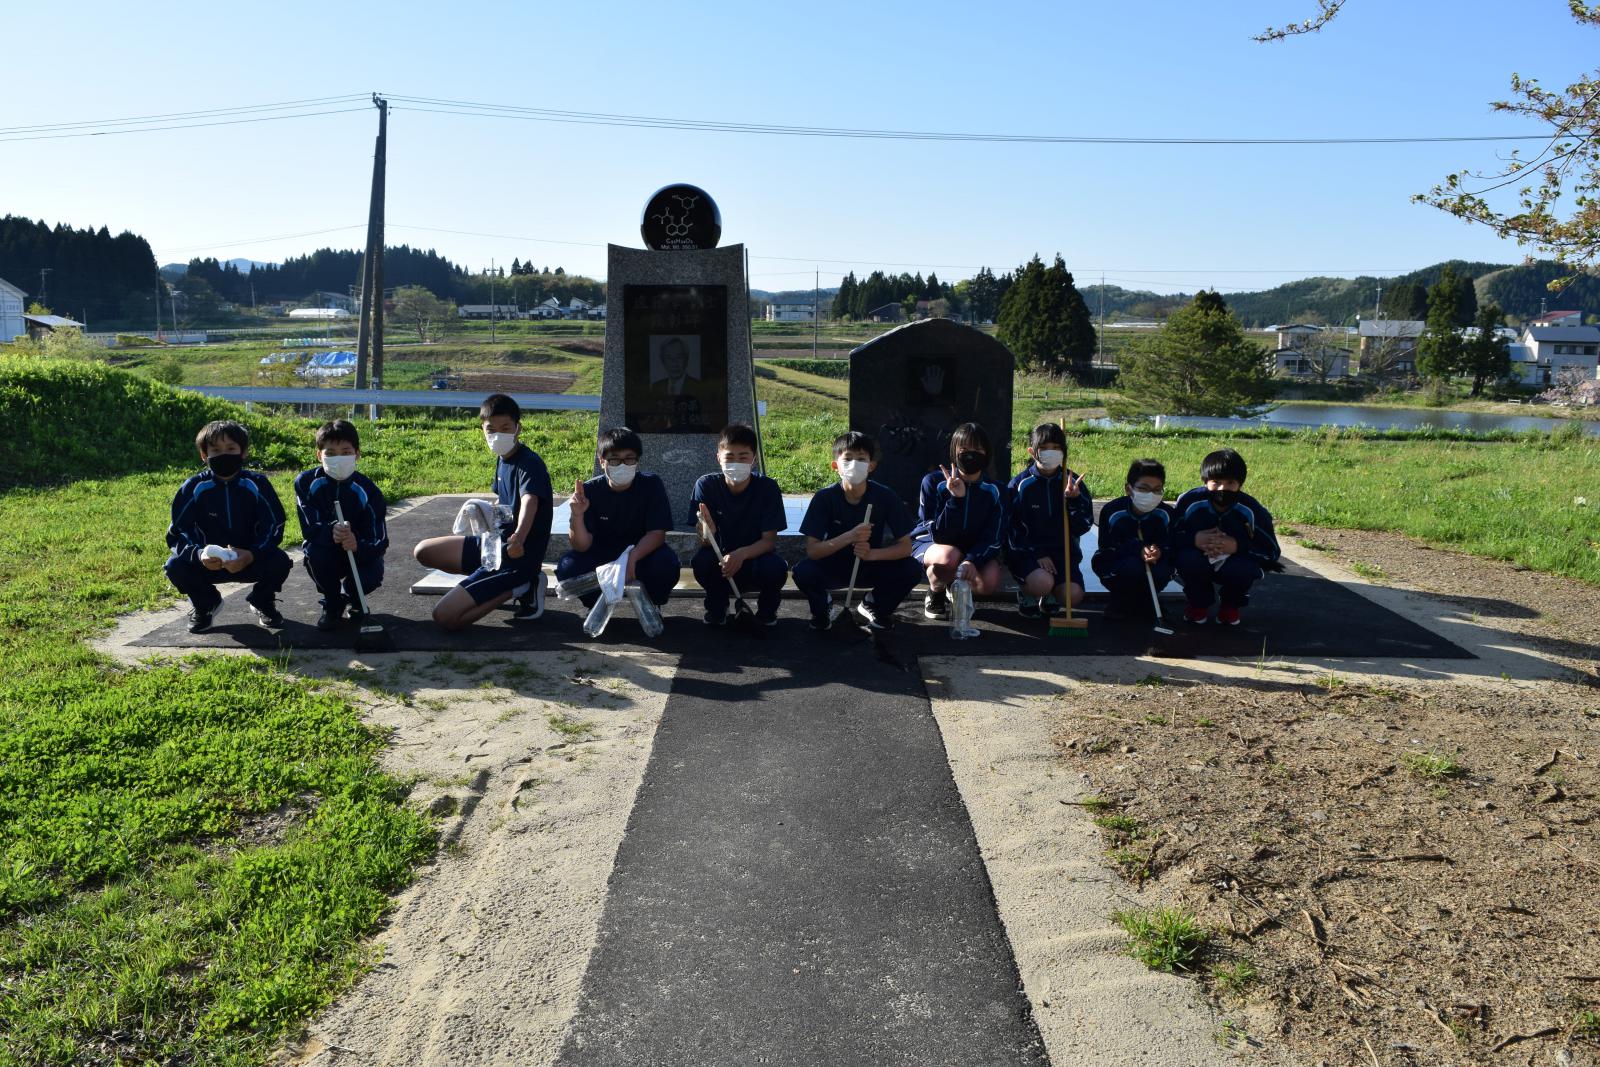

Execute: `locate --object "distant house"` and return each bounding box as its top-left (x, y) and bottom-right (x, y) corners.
top-left (288, 307), bottom-right (351, 320)
top-left (1528, 309), bottom-right (1583, 328)
top-left (23, 313), bottom-right (86, 340)
top-left (1273, 346), bottom-right (1351, 379)
top-left (586, 303), bottom-right (606, 320)
top-left (457, 304), bottom-right (519, 320)
top-left (1273, 324), bottom-right (1323, 349)
top-left (865, 302), bottom-right (906, 324)
top-left (528, 297), bottom-right (562, 320)
top-left (1515, 323), bottom-right (1600, 385)
top-left (1356, 319), bottom-right (1424, 377)
top-left (765, 303), bottom-right (815, 322)
top-left (0, 277), bottom-right (25, 342)
top-left (563, 298), bottom-right (592, 320)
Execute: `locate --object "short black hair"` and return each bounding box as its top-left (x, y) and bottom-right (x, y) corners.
top-left (196, 419), bottom-right (248, 454)
top-left (1125, 458), bottom-right (1165, 486)
top-left (832, 430), bottom-right (876, 459)
top-left (315, 418), bottom-right (360, 451)
top-left (1029, 422), bottom-right (1066, 449)
top-left (598, 426), bottom-right (644, 457)
top-left (1200, 448), bottom-right (1248, 484)
top-left (479, 393), bottom-right (521, 423)
top-left (718, 423), bottom-right (759, 452)
top-left (949, 422), bottom-right (991, 461)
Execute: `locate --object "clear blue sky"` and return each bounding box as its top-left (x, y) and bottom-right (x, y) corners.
top-left (4, 0), bottom-right (1591, 294)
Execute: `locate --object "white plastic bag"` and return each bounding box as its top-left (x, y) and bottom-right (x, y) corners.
top-left (200, 545), bottom-right (238, 564)
top-left (453, 499), bottom-right (511, 571)
top-left (594, 545), bottom-right (634, 605)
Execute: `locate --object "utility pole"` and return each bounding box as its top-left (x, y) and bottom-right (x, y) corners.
top-left (38, 267), bottom-right (51, 308)
top-left (490, 259), bottom-right (497, 344)
top-left (355, 94), bottom-right (387, 419)
top-left (812, 269), bottom-right (819, 360)
top-left (1375, 283), bottom-right (1382, 318)
top-left (1097, 272), bottom-right (1106, 363)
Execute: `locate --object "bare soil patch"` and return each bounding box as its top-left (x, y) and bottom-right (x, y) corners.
top-left (459, 370), bottom-right (578, 394)
top-left (1049, 535), bottom-right (1600, 1065)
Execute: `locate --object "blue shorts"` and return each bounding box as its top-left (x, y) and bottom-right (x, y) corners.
top-left (1007, 548), bottom-right (1084, 591)
top-left (459, 534), bottom-right (540, 606)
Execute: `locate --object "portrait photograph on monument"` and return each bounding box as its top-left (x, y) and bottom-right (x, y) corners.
top-left (623, 284), bottom-right (729, 433)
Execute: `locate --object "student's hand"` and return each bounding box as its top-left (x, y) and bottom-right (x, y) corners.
top-left (201, 554), bottom-right (226, 571)
top-left (625, 557), bottom-right (637, 582)
top-left (1063, 472), bottom-right (1084, 500)
top-left (849, 521), bottom-right (873, 545)
top-left (569, 480), bottom-right (588, 517)
top-left (1210, 533), bottom-right (1239, 556)
top-left (698, 503), bottom-right (717, 539)
top-left (224, 549), bottom-right (253, 574)
top-left (334, 523), bottom-right (357, 551)
top-left (853, 540), bottom-right (874, 560)
top-left (1143, 544), bottom-right (1162, 564)
top-left (1036, 555), bottom-right (1058, 577)
top-left (506, 534), bottom-right (525, 560)
top-left (940, 464), bottom-right (966, 499)
top-left (720, 552), bottom-right (743, 579)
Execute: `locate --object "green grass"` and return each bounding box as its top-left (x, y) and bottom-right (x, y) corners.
top-left (1402, 750), bottom-right (1465, 780)
top-left (1351, 560), bottom-right (1389, 582)
top-left (1210, 959), bottom-right (1258, 996)
top-left (1112, 906), bottom-right (1210, 972)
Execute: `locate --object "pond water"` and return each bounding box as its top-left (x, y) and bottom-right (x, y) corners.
top-left (1107, 403), bottom-right (1599, 436)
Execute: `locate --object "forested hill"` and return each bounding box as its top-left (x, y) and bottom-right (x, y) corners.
top-left (0, 216), bottom-right (162, 323)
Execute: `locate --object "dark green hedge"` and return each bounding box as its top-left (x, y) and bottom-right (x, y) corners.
top-left (762, 358), bottom-right (850, 379)
top-left (0, 357), bottom-right (301, 488)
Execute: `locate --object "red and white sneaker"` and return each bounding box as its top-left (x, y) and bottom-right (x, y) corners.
top-left (1217, 605), bottom-right (1242, 626)
top-left (1183, 606), bottom-right (1210, 625)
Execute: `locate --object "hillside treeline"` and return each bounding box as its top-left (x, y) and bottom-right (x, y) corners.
top-left (0, 216), bottom-right (162, 324)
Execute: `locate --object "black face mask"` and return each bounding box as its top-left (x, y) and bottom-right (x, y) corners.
top-left (955, 451), bottom-right (987, 476)
top-left (207, 453), bottom-right (244, 478)
top-left (1209, 488), bottom-right (1240, 510)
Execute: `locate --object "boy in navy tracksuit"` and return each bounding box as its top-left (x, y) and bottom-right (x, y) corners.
top-left (557, 426), bottom-right (681, 607)
top-left (412, 393), bottom-right (553, 631)
top-left (688, 423), bottom-right (788, 625)
top-left (1171, 448), bottom-right (1282, 626)
top-left (793, 430), bottom-right (921, 631)
top-left (1091, 458), bottom-right (1175, 620)
top-left (912, 421), bottom-right (1006, 619)
top-left (164, 419), bottom-right (292, 633)
top-left (1006, 423), bottom-right (1093, 618)
top-left (293, 419), bottom-right (389, 630)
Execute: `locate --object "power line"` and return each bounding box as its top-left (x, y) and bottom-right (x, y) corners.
top-left (0, 94), bottom-right (369, 135)
top-left (152, 224), bottom-right (370, 255)
top-left (385, 93), bottom-right (1550, 146)
top-left (0, 106), bottom-right (370, 143)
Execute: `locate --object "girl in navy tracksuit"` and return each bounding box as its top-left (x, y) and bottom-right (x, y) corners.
top-left (1006, 423), bottom-right (1093, 615)
top-left (911, 422), bottom-right (1006, 619)
top-left (1091, 458), bottom-right (1175, 619)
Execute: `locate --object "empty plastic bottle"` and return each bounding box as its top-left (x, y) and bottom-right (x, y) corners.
top-left (949, 577), bottom-right (980, 640)
top-left (582, 595), bottom-right (614, 637)
top-left (557, 571), bottom-right (602, 601)
top-left (625, 583), bottom-right (665, 638)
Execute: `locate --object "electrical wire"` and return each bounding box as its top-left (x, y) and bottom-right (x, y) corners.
top-left (0, 106), bottom-right (371, 143)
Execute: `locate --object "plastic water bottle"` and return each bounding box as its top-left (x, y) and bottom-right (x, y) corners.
top-left (557, 571), bottom-right (602, 601)
top-left (582, 595), bottom-right (613, 637)
top-left (949, 578), bottom-right (980, 640)
top-left (625, 583), bottom-right (665, 638)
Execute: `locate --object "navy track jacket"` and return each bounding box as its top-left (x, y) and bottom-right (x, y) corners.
top-left (166, 469), bottom-right (287, 565)
top-left (292, 467), bottom-right (389, 554)
top-left (1170, 488), bottom-right (1283, 569)
top-left (1006, 463), bottom-right (1093, 560)
top-left (1093, 497), bottom-right (1175, 571)
top-left (911, 471), bottom-right (1006, 565)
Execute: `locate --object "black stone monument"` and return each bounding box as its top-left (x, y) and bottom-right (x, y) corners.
top-left (848, 318), bottom-right (1016, 508)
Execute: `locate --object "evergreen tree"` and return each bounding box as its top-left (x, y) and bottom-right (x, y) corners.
top-left (1416, 266), bottom-right (1466, 380)
top-left (966, 267), bottom-right (1000, 323)
top-left (1454, 273), bottom-right (1479, 327)
top-left (511, 258), bottom-right (523, 275)
top-left (995, 254), bottom-right (1097, 380)
top-left (1112, 290), bottom-right (1275, 418)
top-left (1462, 304), bottom-right (1511, 396)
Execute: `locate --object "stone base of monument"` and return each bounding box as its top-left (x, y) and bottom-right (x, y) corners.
top-left (406, 495), bottom-right (1155, 599)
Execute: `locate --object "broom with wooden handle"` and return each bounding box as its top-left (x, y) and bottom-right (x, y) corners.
top-left (1047, 478), bottom-right (1088, 637)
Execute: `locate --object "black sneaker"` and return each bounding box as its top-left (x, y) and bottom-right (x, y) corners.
top-left (808, 613), bottom-right (832, 632)
top-left (857, 600), bottom-right (893, 631)
top-left (512, 577), bottom-right (546, 622)
top-left (703, 608), bottom-right (729, 626)
top-left (1103, 600), bottom-right (1130, 622)
top-left (315, 607), bottom-right (343, 631)
top-left (187, 606), bottom-right (216, 633)
top-left (758, 609), bottom-right (779, 628)
top-left (1016, 591), bottom-right (1042, 619)
top-left (248, 600), bottom-right (285, 629)
top-left (923, 590), bottom-right (949, 620)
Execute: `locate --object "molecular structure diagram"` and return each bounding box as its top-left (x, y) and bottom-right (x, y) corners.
top-left (651, 193), bottom-right (701, 239)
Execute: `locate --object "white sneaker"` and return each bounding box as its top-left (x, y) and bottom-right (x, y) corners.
top-left (513, 575), bottom-right (546, 621)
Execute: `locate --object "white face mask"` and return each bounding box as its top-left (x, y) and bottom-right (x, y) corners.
top-left (485, 432), bottom-right (517, 457)
top-left (837, 459), bottom-right (869, 487)
top-left (1130, 489), bottom-right (1162, 514)
top-left (721, 461), bottom-right (752, 485)
top-left (605, 461), bottom-right (638, 488)
top-left (1036, 449), bottom-right (1064, 472)
top-left (321, 454), bottom-right (357, 481)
